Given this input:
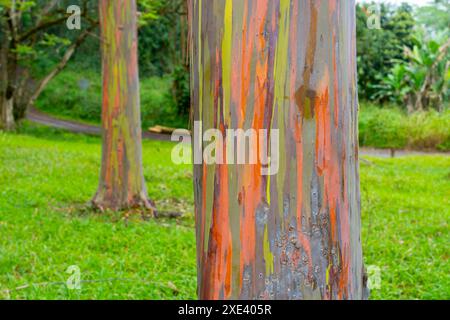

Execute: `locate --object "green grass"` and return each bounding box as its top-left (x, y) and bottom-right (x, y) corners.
top-left (0, 124), bottom-right (449, 300)
top-left (360, 156), bottom-right (450, 299)
top-left (0, 123), bottom-right (195, 300)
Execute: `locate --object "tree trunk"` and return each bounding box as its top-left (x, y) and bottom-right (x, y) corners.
top-left (0, 19), bottom-right (15, 131)
top-left (0, 62), bottom-right (15, 131)
top-left (0, 95), bottom-right (15, 131)
top-left (93, 0), bottom-right (154, 213)
top-left (189, 0), bottom-right (367, 300)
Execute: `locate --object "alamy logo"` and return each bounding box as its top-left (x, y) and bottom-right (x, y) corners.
top-left (367, 265), bottom-right (381, 290)
top-left (67, 5), bottom-right (81, 30)
top-left (171, 122), bottom-right (280, 176)
top-left (365, 5), bottom-right (382, 30)
top-left (66, 265), bottom-right (81, 290)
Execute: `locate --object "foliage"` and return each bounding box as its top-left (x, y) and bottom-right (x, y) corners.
top-left (35, 68), bottom-right (188, 129)
top-left (356, 2), bottom-right (415, 100)
top-left (0, 124), bottom-right (448, 299)
top-left (71, 0), bottom-right (187, 77)
top-left (69, 0), bottom-right (189, 118)
top-left (0, 0), bottom-right (166, 126)
top-left (0, 0), bottom-right (99, 122)
top-left (137, 0), bottom-right (189, 118)
top-left (359, 104), bottom-right (450, 151)
top-left (406, 110), bottom-right (450, 151)
top-left (35, 68), bottom-right (102, 124)
top-left (415, 0), bottom-right (450, 35)
top-left (370, 64), bottom-right (411, 106)
top-left (359, 105), bottom-right (408, 150)
top-left (0, 0), bottom-right (98, 73)
top-left (372, 33), bottom-right (450, 112)
top-left (171, 64), bottom-right (190, 117)
top-left (138, 0), bottom-right (186, 76)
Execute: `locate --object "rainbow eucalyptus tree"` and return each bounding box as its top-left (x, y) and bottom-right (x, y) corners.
top-left (93, 0), bottom-right (154, 213)
top-left (189, 0), bottom-right (367, 300)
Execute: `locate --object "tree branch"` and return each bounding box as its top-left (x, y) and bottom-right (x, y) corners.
top-left (19, 15), bottom-right (72, 42)
top-left (27, 23), bottom-right (98, 108)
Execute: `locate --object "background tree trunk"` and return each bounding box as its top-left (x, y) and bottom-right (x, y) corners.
top-left (0, 47), bottom-right (14, 131)
top-left (0, 95), bottom-right (15, 131)
top-left (189, 0), bottom-right (367, 300)
top-left (0, 18), bottom-right (15, 131)
top-left (93, 0), bottom-right (154, 213)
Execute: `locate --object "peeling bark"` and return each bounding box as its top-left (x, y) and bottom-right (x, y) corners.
top-left (93, 0), bottom-right (154, 213)
top-left (189, 0), bottom-right (366, 300)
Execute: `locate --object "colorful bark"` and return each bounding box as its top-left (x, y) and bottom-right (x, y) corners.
top-left (189, 0), bottom-right (366, 300)
top-left (93, 0), bottom-right (153, 212)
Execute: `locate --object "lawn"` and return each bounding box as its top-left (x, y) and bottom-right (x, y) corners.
top-left (0, 124), bottom-right (448, 300)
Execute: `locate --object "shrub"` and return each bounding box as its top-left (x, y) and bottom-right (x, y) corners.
top-left (406, 110), bottom-right (450, 151)
top-left (359, 104), bottom-right (450, 151)
top-left (36, 69), bottom-right (102, 123)
top-left (372, 33), bottom-right (450, 113)
top-left (36, 68), bottom-right (189, 129)
top-left (359, 105), bottom-right (408, 149)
